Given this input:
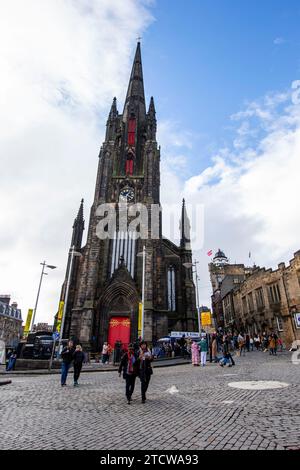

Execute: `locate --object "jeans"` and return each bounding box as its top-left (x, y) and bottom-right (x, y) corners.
top-left (74, 363), bottom-right (82, 383)
top-left (201, 351), bottom-right (207, 366)
top-left (140, 374), bottom-right (151, 400)
top-left (125, 374), bottom-right (136, 400)
top-left (227, 353), bottom-right (235, 365)
top-left (102, 354), bottom-right (109, 364)
top-left (61, 362), bottom-right (71, 385)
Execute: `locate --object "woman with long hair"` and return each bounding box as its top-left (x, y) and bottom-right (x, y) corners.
top-left (138, 341), bottom-right (153, 403)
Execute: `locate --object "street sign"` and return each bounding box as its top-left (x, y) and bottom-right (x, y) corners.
top-left (201, 311), bottom-right (212, 326)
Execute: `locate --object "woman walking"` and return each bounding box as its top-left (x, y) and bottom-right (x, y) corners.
top-left (118, 344), bottom-right (138, 404)
top-left (191, 340), bottom-right (200, 366)
top-left (138, 341), bottom-right (153, 403)
top-left (73, 344), bottom-right (85, 386)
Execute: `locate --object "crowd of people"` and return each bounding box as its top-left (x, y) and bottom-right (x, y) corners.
top-left (188, 330), bottom-right (283, 368)
top-left (59, 338), bottom-right (153, 404)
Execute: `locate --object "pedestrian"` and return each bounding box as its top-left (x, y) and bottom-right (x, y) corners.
top-left (269, 334), bottom-right (277, 356)
top-left (73, 344), bottom-right (84, 386)
top-left (114, 340), bottom-right (122, 364)
top-left (254, 335), bottom-right (260, 350)
top-left (277, 337), bottom-right (283, 352)
top-left (245, 334), bottom-right (250, 352)
top-left (60, 340), bottom-right (75, 387)
top-left (118, 343), bottom-right (138, 404)
top-left (249, 336), bottom-right (254, 351)
top-left (191, 340), bottom-right (200, 366)
top-left (179, 335), bottom-right (186, 358)
top-left (211, 334), bottom-right (218, 363)
top-left (138, 341), bottom-right (153, 403)
top-left (107, 343), bottom-right (113, 363)
top-left (237, 333), bottom-right (245, 357)
top-left (101, 342), bottom-right (109, 364)
top-left (223, 336), bottom-right (235, 366)
top-left (199, 334), bottom-right (208, 367)
top-left (5, 349), bottom-right (12, 371)
top-left (6, 350), bottom-right (17, 372)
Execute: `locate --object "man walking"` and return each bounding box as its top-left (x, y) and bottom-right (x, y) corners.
top-left (60, 340), bottom-right (75, 386)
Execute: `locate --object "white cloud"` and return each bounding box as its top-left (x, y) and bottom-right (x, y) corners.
top-left (0, 0), bottom-right (153, 324)
top-left (273, 37), bottom-right (286, 45)
top-left (160, 85), bottom-right (300, 308)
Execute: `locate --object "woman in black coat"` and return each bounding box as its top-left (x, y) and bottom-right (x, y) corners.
top-left (138, 341), bottom-right (153, 404)
top-left (118, 344), bottom-right (138, 404)
top-left (73, 344), bottom-right (85, 386)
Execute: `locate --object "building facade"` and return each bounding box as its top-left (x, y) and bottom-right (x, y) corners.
top-left (0, 296), bottom-right (23, 349)
top-left (220, 251), bottom-right (300, 347)
top-left (209, 249), bottom-right (254, 327)
top-left (59, 43), bottom-right (196, 351)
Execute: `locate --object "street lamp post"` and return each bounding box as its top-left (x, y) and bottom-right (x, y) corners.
top-left (141, 245), bottom-right (146, 340)
top-left (191, 261), bottom-right (201, 335)
top-left (57, 246), bottom-right (82, 357)
top-left (31, 261), bottom-right (57, 332)
top-left (137, 245), bottom-right (146, 340)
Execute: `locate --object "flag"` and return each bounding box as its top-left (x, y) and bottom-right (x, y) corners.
top-left (138, 302), bottom-right (143, 338)
top-left (207, 250), bottom-right (213, 257)
top-left (24, 309), bottom-right (33, 335)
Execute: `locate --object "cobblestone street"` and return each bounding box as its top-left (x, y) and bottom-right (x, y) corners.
top-left (1, 351), bottom-right (299, 450)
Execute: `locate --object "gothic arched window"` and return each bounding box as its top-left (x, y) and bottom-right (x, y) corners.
top-left (167, 265), bottom-right (176, 311)
top-left (125, 150), bottom-right (134, 175)
top-left (128, 117), bottom-right (136, 146)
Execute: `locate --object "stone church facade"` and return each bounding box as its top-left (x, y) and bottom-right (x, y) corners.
top-left (60, 43), bottom-right (196, 351)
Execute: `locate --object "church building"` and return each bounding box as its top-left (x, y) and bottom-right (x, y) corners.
top-left (59, 43), bottom-right (196, 351)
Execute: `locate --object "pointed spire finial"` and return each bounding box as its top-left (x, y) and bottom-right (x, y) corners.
top-left (108, 97), bottom-right (118, 120)
top-left (148, 96), bottom-right (156, 116)
top-left (123, 42), bottom-right (146, 122)
top-left (71, 199), bottom-right (85, 249)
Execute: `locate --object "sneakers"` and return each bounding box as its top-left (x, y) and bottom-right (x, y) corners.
top-left (74, 382), bottom-right (79, 387)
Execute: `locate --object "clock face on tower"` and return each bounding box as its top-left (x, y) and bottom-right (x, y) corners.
top-left (119, 187), bottom-right (134, 202)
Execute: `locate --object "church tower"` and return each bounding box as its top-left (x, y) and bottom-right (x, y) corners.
top-left (60, 43), bottom-right (197, 350)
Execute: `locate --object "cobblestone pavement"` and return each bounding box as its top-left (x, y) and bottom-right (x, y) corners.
top-left (1, 351), bottom-right (299, 450)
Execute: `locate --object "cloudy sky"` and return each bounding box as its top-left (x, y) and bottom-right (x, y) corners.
top-left (1, 0), bottom-right (300, 325)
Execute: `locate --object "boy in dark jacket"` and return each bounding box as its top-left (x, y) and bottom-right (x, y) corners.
top-left (73, 344), bottom-right (85, 386)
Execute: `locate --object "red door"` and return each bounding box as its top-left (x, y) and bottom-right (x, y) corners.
top-left (108, 316), bottom-right (131, 350)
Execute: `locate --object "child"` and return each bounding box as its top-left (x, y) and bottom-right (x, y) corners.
top-left (219, 352), bottom-right (232, 367)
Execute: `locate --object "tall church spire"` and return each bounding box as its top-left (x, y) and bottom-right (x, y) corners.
top-left (71, 199), bottom-right (85, 249)
top-left (123, 42), bottom-right (146, 122)
top-left (147, 96), bottom-right (157, 140)
top-left (180, 198), bottom-right (191, 250)
top-left (106, 97), bottom-right (118, 140)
